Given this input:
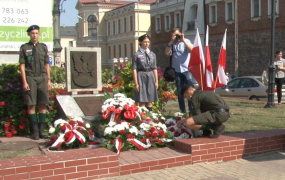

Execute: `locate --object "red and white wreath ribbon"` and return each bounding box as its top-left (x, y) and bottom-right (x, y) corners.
top-left (115, 138), bottom-right (123, 155)
top-left (127, 138), bottom-right (151, 150)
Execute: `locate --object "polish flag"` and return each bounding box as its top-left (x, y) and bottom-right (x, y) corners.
top-left (215, 29), bottom-right (228, 88)
top-left (188, 28), bottom-right (205, 90)
top-left (204, 25), bottom-right (215, 91)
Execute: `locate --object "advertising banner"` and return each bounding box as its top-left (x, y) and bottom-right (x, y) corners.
top-left (0, 0), bottom-right (53, 51)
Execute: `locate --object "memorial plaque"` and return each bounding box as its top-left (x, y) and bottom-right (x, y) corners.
top-left (74, 96), bottom-right (104, 116)
top-left (65, 47), bottom-right (102, 95)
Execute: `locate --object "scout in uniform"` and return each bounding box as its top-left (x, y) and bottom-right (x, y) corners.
top-left (19, 25), bottom-right (51, 140)
top-left (177, 85), bottom-right (230, 138)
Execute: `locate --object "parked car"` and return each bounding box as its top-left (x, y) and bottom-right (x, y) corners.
top-left (215, 76), bottom-right (268, 101)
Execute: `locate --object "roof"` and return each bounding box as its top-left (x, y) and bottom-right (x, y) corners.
top-left (79, 0), bottom-right (156, 6)
top-left (60, 26), bottom-right (77, 36)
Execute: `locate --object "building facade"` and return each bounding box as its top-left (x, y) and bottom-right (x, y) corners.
top-left (60, 26), bottom-right (77, 65)
top-left (76, 0), bottom-right (155, 70)
top-left (205, 0), bottom-right (285, 76)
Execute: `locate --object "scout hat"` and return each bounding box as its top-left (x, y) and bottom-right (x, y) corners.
top-left (27, 25), bottom-right (40, 32)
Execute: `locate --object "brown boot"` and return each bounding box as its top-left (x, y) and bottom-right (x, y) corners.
top-left (209, 124), bottom-right (225, 138)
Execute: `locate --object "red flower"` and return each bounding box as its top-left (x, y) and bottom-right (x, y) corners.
top-left (144, 131), bottom-right (150, 137)
top-left (7, 118), bottom-right (12, 122)
top-left (124, 111), bottom-right (137, 119)
top-left (128, 134), bottom-right (134, 139)
top-left (174, 131), bottom-right (180, 137)
top-left (137, 120), bottom-right (143, 124)
top-left (130, 104), bottom-right (139, 111)
top-left (119, 130), bottom-right (126, 135)
top-left (141, 138), bottom-right (146, 143)
top-left (0, 101), bottom-right (5, 106)
top-left (169, 127), bottom-right (175, 132)
top-left (19, 124), bottom-right (25, 130)
top-left (123, 104), bottom-right (131, 110)
top-left (151, 131), bottom-right (158, 137)
top-left (114, 108), bottom-right (121, 114)
top-left (4, 122), bottom-right (11, 128)
top-left (110, 140), bottom-right (115, 144)
top-left (159, 130), bottom-right (165, 137)
top-left (150, 127), bottom-right (156, 132)
top-left (171, 122), bottom-right (176, 126)
top-left (77, 121), bottom-right (84, 126)
top-left (22, 109), bottom-right (27, 115)
top-left (176, 117), bottom-right (181, 121)
top-left (102, 110), bottom-right (111, 119)
top-left (88, 129), bottom-right (94, 135)
top-left (12, 129), bottom-right (17, 134)
top-left (107, 106), bottom-right (115, 112)
top-left (50, 93), bottom-right (56, 99)
top-left (140, 112), bottom-right (145, 116)
top-left (20, 118), bottom-right (27, 124)
top-left (68, 120), bottom-right (75, 125)
top-left (60, 125), bottom-right (66, 131)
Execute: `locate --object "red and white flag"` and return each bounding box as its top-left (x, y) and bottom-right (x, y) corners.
top-left (188, 28), bottom-right (205, 90)
top-left (215, 29), bottom-right (227, 88)
top-left (204, 25), bottom-right (215, 91)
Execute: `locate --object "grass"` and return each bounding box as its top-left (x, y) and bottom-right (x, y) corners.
top-left (163, 97), bottom-right (285, 134)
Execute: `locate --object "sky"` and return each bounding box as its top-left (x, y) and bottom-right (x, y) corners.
top-left (60, 0), bottom-right (138, 26)
top-left (60, 0), bottom-right (78, 26)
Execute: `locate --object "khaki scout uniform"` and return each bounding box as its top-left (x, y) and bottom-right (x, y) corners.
top-left (191, 90), bottom-right (230, 125)
top-left (19, 41), bottom-right (50, 105)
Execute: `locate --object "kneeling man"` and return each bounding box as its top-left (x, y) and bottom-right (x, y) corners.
top-left (177, 85), bottom-right (230, 138)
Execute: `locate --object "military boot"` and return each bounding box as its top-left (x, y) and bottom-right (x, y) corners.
top-left (39, 122), bottom-right (48, 139)
top-left (209, 124), bottom-right (225, 138)
top-left (30, 122), bottom-right (39, 140)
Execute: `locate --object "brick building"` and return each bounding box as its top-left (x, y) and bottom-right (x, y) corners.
top-left (150, 0), bottom-right (285, 77)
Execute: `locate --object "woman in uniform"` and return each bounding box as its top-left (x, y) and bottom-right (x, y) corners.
top-left (132, 34), bottom-right (158, 111)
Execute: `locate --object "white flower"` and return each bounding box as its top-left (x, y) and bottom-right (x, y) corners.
top-left (114, 93), bottom-right (126, 98)
top-left (54, 119), bottom-right (67, 127)
top-left (101, 104), bottom-right (109, 112)
top-left (73, 117), bottom-right (83, 122)
top-left (121, 122), bottom-right (129, 129)
top-left (174, 112), bottom-right (184, 117)
top-left (85, 123), bottom-right (91, 128)
top-left (114, 124), bottom-right (125, 131)
top-left (139, 123), bottom-right (150, 131)
top-left (129, 126), bottom-right (138, 135)
top-left (108, 120), bottom-right (117, 127)
top-left (139, 129), bottom-right (145, 135)
top-left (104, 127), bottom-right (115, 135)
top-left (49, 127), bottom-right (55, 134)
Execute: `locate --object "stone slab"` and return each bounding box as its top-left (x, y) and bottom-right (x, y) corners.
top-left (56, 95), bottom-right (85, 118)
top-left (74, 94), bottom-right (104, 116)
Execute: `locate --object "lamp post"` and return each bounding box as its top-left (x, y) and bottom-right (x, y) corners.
top-left (264, 0), bottom-right (276, 108)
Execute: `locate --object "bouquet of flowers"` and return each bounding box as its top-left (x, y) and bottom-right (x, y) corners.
top-left (165, 112), bottom-right (201, 139)
top-left (100, 93), bottom-right (173, 154)
top-left (47, 116), bottom-right (98, 151)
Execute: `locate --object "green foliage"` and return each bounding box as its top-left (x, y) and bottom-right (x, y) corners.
top-left (0, 64), bottom-right (63, 136)
top-left (117, 63), bottom-right (136, 98)
top-left (50, 66), bottom-right (66, 83)
top-left (102, 68), bottom-right (115, 85)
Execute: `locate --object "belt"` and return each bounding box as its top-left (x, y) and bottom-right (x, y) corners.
top-left (137, 69), bottom-right (152, 72)
top-left (26, 72), bottom-right (45, 77)
top-left (215, 108), bottom-right (229, 112)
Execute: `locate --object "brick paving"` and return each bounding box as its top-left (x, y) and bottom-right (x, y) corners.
top-left (99, 150), bottom-right (285, 180)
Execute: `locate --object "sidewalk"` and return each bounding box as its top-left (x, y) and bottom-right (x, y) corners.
top-left (99, 150), bottom-right (285, 180)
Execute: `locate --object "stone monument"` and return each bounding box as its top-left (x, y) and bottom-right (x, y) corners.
top-left (56, 47), bottom-right (104, 123)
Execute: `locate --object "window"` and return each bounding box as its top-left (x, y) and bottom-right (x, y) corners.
top-left (68, 41), bottom-right (73, 47)
top-left (130, 43), bottom-right (133, 56)
top-left (113, 45), bottom-right (116, 58)
top-left (164, 15), bottom-right (170, 30)
top-left (155, 16), bottom-right (161, 31)
top-left (108, 46), bottom-right (111, 59)
top-left (251, 0), bottom-right (261, 18)
top-left (113, 21), bottom-right (116, 35)
top-left (225, 1), bottom-right (234, 21)
top-left (118, 19), bottom-right (121, 34)
top-left (268, 0), bottom-right (279, 16)
top-left (108, 22), bottom-right (110, 36)
top-left (119, 45), bottom-right (121, 58)
top-left (124, 18), bottom-right (127, 32)
top-left (87, 15), bottom-right (97, 36)
top-left (209, 4), bottom-right (217, 24)
top-left (174, 12), bottom-right (181, 28)
top-left (124, 44), bottom-right (127, 58)
top-left (130, 16), bottom-right (133, 31)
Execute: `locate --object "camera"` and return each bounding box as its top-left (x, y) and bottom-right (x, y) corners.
top-left (175, 34), bottom-right (181, 39)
